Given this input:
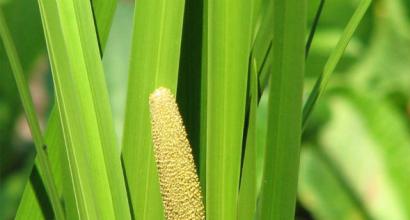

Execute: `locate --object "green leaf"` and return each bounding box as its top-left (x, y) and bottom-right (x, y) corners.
top-left (306, 0), bottom-right (325, 57)
top-left (300, 93), bottom-right (410, 219)
top-left (350, 94), bottom-right (410, 217)
top-left (0, 0), bottom-right (45, 174)
top-left (303, 0), bottom-right (372, 128)
top-left (237, 62), bottom-right (258, 220)
top-left (205, 0), bottom-right (253, 219)
top-left (15, 110), bottom-right (68, 220)
top-left (15, 0), bottom-right (120, 218)
top-left (199, 0), bottom-right (208, 195)
top-left (0, 10), bottom-right (64, 219)
top-left (251, 0), bottom-right (273, 92)
top-left (176, 0), bottom-right (203, 172)
top-left (299, 146), bottom-right (371, 220)
top-left (91, 0), bottom-right (116, 52)
top-left (258, 0), bottom-right (306, 219)
top-left (34, 0), bottom-right (130, 218)
top-left (102, 2), bottom-right (134, 137)
top-left (349, 0), bottom-right (410, 98)
top-left (121, 0), bottom-right (185, 219)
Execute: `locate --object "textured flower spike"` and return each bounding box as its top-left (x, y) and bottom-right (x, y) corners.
top-left (149, 87), bottom-right (205, 220)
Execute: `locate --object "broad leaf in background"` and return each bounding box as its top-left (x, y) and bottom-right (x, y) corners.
top-left (299, 146), bottom-right (370, 220)
top-left (122, 0), bottom-right (185, 219)
top-left (299, 0), bottom-right (410, 219)
top-left (300, 93), bottom-right (410, 220)
top-left (350, 0), bottom-right (410, 99)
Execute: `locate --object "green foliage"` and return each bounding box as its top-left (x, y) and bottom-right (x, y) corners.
top-left (36, 0), bottom-right (130, 217)
top-left (300, 92), bottom-right (410, 220)
top-left (15, 110), bottom-right (67, 220)
top-left (204, 0), bottom-right (253, 219)
top-left (303, 0), bottom-right (372, 127)
top-left (299, 0), bottom-right (410, 220)
top-left (0, 10), bottom-right (64, 219)
top-left (121, 0), bottom-right (185, 219)
top-left (7, 0), bottom-right (409, 220)
top-left (0, 0), bottom-right (45, 174)
top-left (258, 0), bottom-right (306, 219)
top-left (237, 64), bottom-right (259, 220)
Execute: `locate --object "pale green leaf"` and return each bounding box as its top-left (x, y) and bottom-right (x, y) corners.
top-left (205, 0), bottom-right (253, 219)
top-left (303, 0), bottom-right (372, 127)
top-left (300, 93), bottom-right (410, 220)
top-left (15, 0), bottom-right (120, 218)
top-left (0, 10), bottom-right (64, 219)
top-left (237, 61), bottom-right (258, 220)
top-left (121, 1), bottom-right (185, 219)
top-left (34, 0), bottom-right (130, 218)
top-left (258, 0), bottom-right (306, 219)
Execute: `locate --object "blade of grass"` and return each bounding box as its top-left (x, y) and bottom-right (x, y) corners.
top-left (250, 0), bottom-right (265, 40)
top-left (121, 1), bottom-right (185, 219)
top-left (258, 0), bottom-right (306, 219)
top-left (0, 10), bottom-right (65, 220)
top-left (15, 109), bottom-right (69, 220)
top-left (205, 0), bottom-right (253, 219)
top-left (237, 61), bottom-right (258, 220)
top-left (177, 0), bottom-right (203, 171)
top-left (305, 0), bottom-right (325, 57)
top-left (15, 0), bottom-right (118, 218)
top-left (35, 0), bottom-right (130, 218)
top-left (251, 0), bottom-right (274, 91)
top-left (91, 0), bottom-right (116, 53)
top-left (253, 0), bottom-right (325, 96)
top-left (236, 0), bottom-right (269, 206)
top-left (199, 0), bottom-right (208, 194)
top-left (302, 0), bottom-right (372, 128)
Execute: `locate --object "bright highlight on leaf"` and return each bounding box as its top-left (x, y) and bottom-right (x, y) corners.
top-left (149, 87), bottom-right (205, 220)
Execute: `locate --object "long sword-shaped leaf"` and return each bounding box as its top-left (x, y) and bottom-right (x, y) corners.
top-left (258, 0), bottom-right (306, 219)
top-left (15, 0), bottom-right (118, 218)
top-left (90, 0), bottom-right (117, 52)
top-left (35, 0), bottom-right (130, 218)
top-left (15, 110), bottom-right (68, 220)
top-left (0, 10), bottom-right (64, 220)
top-left (305, 0), bottom-right (325, 57)
top-left (302, 0), bottom-right (372, 128)
top-left (253, 0), bottom-right (324, 95)
top-left (251, 0), bottom-right (273, 93)
top-left (205, 0), bottom-right (253, 219)
top-left (237, 63), bottom-right (258, 220)
top-left (122, 1), bottom-right (185, 219)
top-left (177, 0), bottom-right (203, 172)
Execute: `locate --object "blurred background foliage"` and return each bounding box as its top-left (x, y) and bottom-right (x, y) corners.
top-left (0, 0), bottom-right (409, 219)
